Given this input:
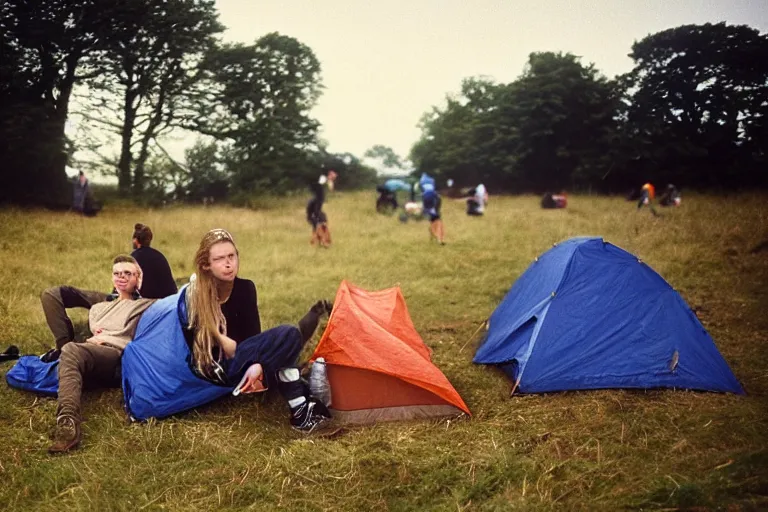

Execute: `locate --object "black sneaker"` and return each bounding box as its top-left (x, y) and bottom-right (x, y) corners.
top-left (290, 398), bottom-right (332, 433)
top-left (40, 348), bottom-right (61, 363)
top-left (0, 345), bottom-right (20, 362)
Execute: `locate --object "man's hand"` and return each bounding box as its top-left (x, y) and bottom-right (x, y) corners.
top-left (236, 363), bottom-right (268, 394)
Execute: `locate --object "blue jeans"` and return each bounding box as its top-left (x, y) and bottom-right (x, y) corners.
top-left (222, 325), bottom-right (306, 401)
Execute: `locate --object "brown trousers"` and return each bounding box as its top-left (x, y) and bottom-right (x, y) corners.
top-left (57, 342), bottom-right (122, 421)
top-left (41, 286), bottom-right (108, 349)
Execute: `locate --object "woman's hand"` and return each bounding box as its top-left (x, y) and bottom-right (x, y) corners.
top-left (236, 363), bottom-right (268, 394)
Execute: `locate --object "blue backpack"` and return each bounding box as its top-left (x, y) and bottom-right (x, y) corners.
top-left (5, 356), bottom-right (59, 396)
top-left (121, 286), bottom-right (234, 421)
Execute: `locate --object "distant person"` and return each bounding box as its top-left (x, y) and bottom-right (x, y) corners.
top-left (48, 255), bottom-right (156, 453)
top-left (541, 191), bottom-right (567, 209)
top-left (659, 184), bottom-right (681, 207)
top-left (466, 183), bottom-right (488, 216)
top-left (72, 171), bottom-right (100, 216)
top-left (419, 173), bottom-right (445, 244)
top-left (376, 178), bottom-right (411, 212)
top-left (375, 186), bottom-right (398, 212)
top-left (39, 224), bottom-right (176, 360)
top-left (307, 173), bottom-right (335, 247)
top-left (637, 182), bottom-right (659, 216)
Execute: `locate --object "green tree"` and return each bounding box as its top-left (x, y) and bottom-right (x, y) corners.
top-left (509, 52), bottom-right (621, 192)
top-left (364, 145), bottom-right (404, 170)
top-left (184, 139), bottom-right (229, 201)
top-left (410, 77), bottom-right (509, 188)
top-left (411, 57), bottom-right (620, 193)
top-left (79, 0), bottom-right (222, 195)
top-left (0, 0), bottom-right (116, 204)
top-left (313, 149), bottom-right (378, 190)
top-left (623, 23), bottom-right (768, 189)
top-left (189, 33), bottom-right (323, 193)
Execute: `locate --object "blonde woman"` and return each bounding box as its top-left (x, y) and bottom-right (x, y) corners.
top-left (184, 229), bottom-right (332, 432)
top-left (50, 255), bottom-right (155, 454)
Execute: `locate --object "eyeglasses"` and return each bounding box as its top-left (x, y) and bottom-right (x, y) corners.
top-left (113, 271), bottom-right (136, 278)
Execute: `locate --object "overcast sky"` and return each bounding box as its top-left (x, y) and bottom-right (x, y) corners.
top-left (205, 0), bottom-right (767, 163)
top-left (147, 1), bottom-right (768, 169)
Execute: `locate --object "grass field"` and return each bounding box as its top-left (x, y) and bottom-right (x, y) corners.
top-left (0, 191), bottom-right (766, 511)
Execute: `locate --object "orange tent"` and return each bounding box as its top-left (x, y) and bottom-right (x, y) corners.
top-left (310, 280), bottom-right (471, 425)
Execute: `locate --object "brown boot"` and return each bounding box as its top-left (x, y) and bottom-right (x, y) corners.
top-left (48, 416), bottom-right (81, 454)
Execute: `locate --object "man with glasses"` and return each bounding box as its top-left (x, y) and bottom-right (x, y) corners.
top-left (39, 223), bottom-right (176, 359)
top-left (49, 255), bottom-right (156, 453)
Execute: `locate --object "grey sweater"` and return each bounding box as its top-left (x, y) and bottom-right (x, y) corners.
top-left (87, 298), bottom-right (156, 350)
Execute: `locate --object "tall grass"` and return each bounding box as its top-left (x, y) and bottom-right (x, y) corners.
top-left (0, 192), bottom-right (766, 511)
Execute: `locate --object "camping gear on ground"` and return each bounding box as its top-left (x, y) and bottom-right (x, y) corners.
top-left (0, 345), bottom-right (20, 362)
top-left (308, 357), bottom-right (332, 407)
top-left (121, 286), bottom-right (234, 421)
top-left (659, 184), bottom-right (681, 207)
top-left (466, 184), bottom-right (488, 215)
top-left (6, 355), bottom-right (59, 396)
top-left (541, 192), bottom-right (567, 209)
top-left (473, 237), bottom-right (744, 395)
top-left (401, 201), bottom-right (423, 220)
top-left (310, 280), bottom-right (470, 425)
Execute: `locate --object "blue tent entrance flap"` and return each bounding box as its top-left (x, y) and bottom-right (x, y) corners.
top-left (5, 356), bottom-right (59, 396)
top-left (121, 286), bottom-right (234, 421)
top-left (474, 237), bottom-right (744, 394)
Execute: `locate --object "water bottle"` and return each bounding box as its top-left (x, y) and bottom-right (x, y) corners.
top-left (309, 357), bottom-right (332, 407)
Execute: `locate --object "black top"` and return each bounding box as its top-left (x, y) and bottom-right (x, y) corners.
top-left (309, 181), bottom-right (325, 205)
top-left (183, 277), bottom-right (261, 384)
top-left (131, 246), bottom-right (177, 299)
top-left (221, 277), bottom-right (261, 343)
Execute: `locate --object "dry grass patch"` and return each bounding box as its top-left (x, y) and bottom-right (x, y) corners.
top-left (0, 192), bottom-right (766, 510)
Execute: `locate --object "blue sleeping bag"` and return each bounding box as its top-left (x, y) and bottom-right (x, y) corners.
top-left (5, 356), bottom-right (59, 396)
top-left (122, 286), bottom-right (234, 420)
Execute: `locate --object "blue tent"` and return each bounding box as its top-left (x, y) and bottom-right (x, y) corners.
top-left (473, 237), bottom-right (744, 394)
top-left (122, 286), bottom-right (234, 420)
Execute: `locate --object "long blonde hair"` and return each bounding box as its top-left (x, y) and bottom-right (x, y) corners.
top-left (188, 229), bottom-right (237, 376)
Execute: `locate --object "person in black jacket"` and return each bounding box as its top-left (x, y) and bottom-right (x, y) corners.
top-left (306, 172), bottom-right (336, 247)
top-left (184, 228), bottom-right (332, 433)
top-left (39, 223), bottom-right (177, 359)
top-left (131, 223), bottom-right (177, 299)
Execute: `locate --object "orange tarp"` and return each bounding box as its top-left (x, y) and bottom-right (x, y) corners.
top-left (311, 280), bottom-right (470, 415)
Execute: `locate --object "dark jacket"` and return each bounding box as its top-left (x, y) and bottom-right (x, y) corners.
top-left (131, 246), bottom-right (177, 299)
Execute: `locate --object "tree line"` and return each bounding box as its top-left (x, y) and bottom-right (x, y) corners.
top-left (2, 5), bottom-right (766, 207)
top-left (0, 0), bottom-right (377, 206)
top-left (410, 23), bottom-right (768, 193)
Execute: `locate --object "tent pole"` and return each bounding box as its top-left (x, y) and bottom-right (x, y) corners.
top-left (459, 318), bottom-right (488, 353)
top-left (510, 376), bottom-right (522, 396)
